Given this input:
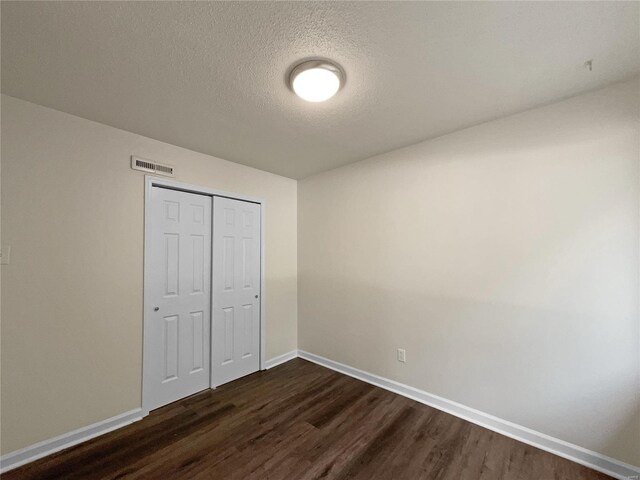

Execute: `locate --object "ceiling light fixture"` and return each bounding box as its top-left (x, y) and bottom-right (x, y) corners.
top-left (289, 59), bottom-right (345, 102)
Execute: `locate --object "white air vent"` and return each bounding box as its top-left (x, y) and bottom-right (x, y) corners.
top-left (131, 156), bottom-right (174, 177)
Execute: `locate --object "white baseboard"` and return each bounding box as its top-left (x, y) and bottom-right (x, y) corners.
top-left (2, 349), bottom-right (298, 473)
top-left (3, 353), bottom-right (638, 479)
top-left (0, 408), bottom-right (143, 474)
top-left (265, 349), bottom-right (299, 369)
top-left (297, 350), bottom-right (640, 480)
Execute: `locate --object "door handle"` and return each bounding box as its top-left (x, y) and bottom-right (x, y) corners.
top-left (154, 307), bottom-right (160, 311)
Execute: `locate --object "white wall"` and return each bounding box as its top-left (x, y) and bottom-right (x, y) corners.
top-left (0, 95), bottom-right (298, 455)
top-left (298, 78), bottom-right (640, 465)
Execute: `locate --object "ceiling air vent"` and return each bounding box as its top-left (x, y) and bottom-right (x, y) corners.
top-left (131, 156), bottom-right (175, 177)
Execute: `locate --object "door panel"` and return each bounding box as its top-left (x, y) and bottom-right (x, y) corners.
top-left (145, 187), bottom-right (212, 411)
top-left (212, 197), bottom-right (261, 386)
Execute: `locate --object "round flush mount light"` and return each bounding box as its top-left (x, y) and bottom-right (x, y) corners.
top-left (289, 59), bottom-right (345, 102)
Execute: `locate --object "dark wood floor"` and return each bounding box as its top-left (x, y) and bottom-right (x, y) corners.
top-left (3, 358), bottom-right (611, 480)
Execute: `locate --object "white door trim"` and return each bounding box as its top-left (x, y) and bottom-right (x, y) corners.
top-left (142, 175), bottom-right (267, 416)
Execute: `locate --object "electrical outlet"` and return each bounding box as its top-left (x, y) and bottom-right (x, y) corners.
top-left (0, 245), bottom-right (10, 265)
top-left (397, 348), bottom-right (406, 363)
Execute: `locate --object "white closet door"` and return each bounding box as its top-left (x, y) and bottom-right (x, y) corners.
top-left (212, 197), bottom-right (261, 386)
top-left (145, 186), bottom-right (211, 410)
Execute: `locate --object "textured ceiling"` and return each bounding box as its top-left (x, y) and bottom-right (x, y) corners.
top-left (2, 2), bottom-right (639, 179)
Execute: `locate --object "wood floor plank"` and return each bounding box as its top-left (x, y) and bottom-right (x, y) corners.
top-left (2, 359), bottom-right (613, 480)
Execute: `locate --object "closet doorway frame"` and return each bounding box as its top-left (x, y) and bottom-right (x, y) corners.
top-left (141, 175), bottom-right (267, 416)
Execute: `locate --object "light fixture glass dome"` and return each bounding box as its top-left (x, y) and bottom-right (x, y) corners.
top-left (289, 60), bottom-right (344, 102)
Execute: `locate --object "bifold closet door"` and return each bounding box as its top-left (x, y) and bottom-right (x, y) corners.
top-left (146, 186), bottom-right (212, 411)
top-left (211, 197), bottom-right (261, 386)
